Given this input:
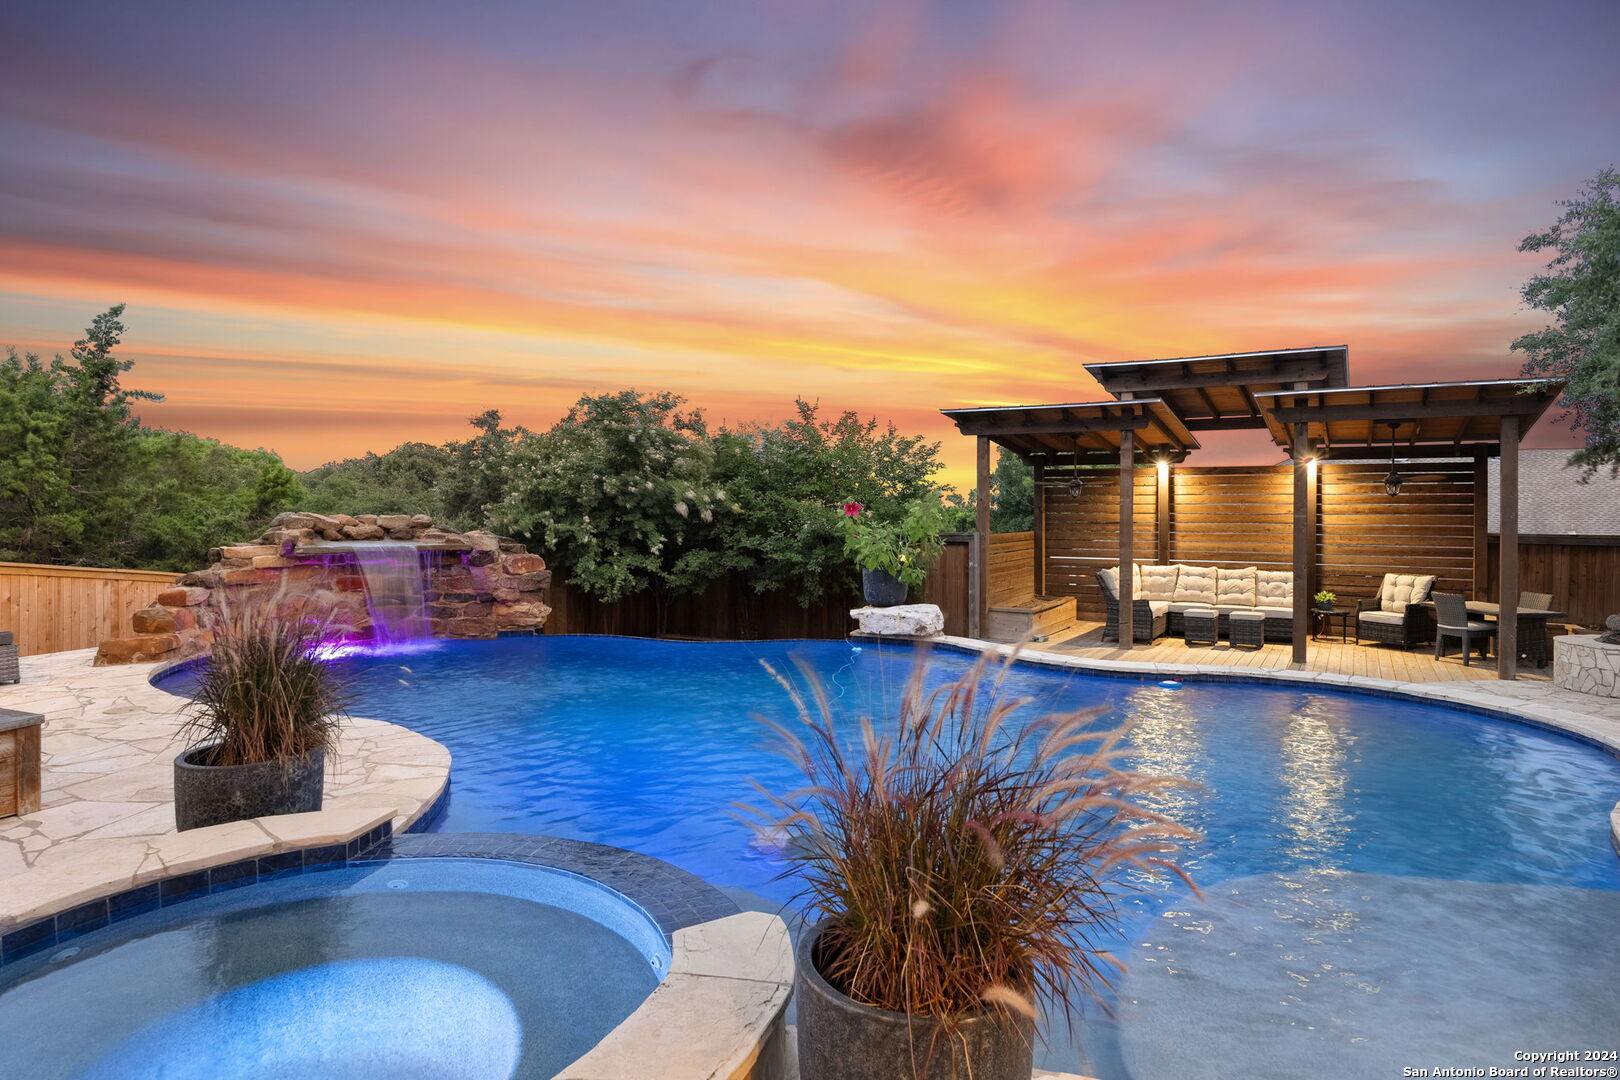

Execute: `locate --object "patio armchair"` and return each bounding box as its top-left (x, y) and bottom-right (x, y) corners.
top-left (1520, 591), bottom-right (1553, 610)
top-left (1432, 591), bottom-right (1495, 665)
top-left (1355, 573), bottom-right (1437, 648)
top-left (1095, 569), bottom-right (1169, 643)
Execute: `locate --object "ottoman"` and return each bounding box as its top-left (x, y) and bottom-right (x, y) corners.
top-left (1229, 611), bottom-right (1265, 649)
top-left (1183, 608), bottom-right (1218, 647)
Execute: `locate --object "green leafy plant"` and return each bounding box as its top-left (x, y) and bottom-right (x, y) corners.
top-left (741, 650), bottom-right (1196, 1047)
top-left (180, 599), bottom-right (350, 769)
top-left (1313, 590), bottom-right (1337, 607)
top-left (838, 495), bottom-right (949, 588)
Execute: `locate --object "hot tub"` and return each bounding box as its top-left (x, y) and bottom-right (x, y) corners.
top-left (0, 857), bottom-right (670, 1080)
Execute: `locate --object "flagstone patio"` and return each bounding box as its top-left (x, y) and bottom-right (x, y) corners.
top-left (0, 648), bottom-right (449, 933)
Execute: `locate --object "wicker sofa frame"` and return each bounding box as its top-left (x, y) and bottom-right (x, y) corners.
top-left (1096, 572), bottom-right (1169, 643)
top-left (1354, 597), bottom-right (1435, 648)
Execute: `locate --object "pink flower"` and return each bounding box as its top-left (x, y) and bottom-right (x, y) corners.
top-left (841, 501), bottom-right (863, 517)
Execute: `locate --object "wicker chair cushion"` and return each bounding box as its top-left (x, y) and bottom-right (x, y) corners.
top-left (1168, 601), bottom-right (1217, 614)
top-left (1139, 563), bottom-right (1180, 601)
top-left (1228, 611), bottom-right (1263, 622)
top-left (1146, 600), bottom-right (1171, 617)
top-left (1254, 606), bottom-right (1294, 619)
top-left (1182, 608), bottom-right (1217, 624)
top-left (1172, 564), bottom-right (1218, 605)
top-left (1358, 610), bottom-right (1405, 626)
top-left (1255, 570), bottom-right (1292, 607)
top-left (1379, 573), bottom-right (1436, 613)
top-left (1216, 566), bottom-right (1258, 608)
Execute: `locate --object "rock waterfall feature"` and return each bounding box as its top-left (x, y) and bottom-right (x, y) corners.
top-left (94, 513), bottom-right (551, 665)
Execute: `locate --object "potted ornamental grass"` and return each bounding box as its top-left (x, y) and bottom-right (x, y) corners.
top-left (743, 651), bottom-right (1196, 1080)
top-left (840, 496), bottom-right (948, 607)
top-left (173, 601), bottom-right (350, 832)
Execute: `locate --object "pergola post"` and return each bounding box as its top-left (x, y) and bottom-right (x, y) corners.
top-left (1497, 417), bottom-right (1519, 680)
top-left (1118, 429), bottom-right (1135, 649)
top-left (975, 436), bottom-right (991, 639)
top-left (1032, 463), bottom-right (1047, 596)
top-left (1155, 458), bottom-right (1172, 565)
top-left (1291, 422), bottom-right (1311, 665)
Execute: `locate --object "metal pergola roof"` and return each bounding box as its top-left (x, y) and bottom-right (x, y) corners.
top-left (1083, 346), bottom-right (1350, 431)
top-left (940, 397), bottom-right (1199, 463)
top-left (1252, 378), bottom-right (1566, 458)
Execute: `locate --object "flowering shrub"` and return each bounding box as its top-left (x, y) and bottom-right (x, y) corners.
top-left (838, 494), bottom-right (948, 588)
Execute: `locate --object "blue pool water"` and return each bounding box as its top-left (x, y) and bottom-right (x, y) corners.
top-left (156, 637), bottom-right (1620, 1078)
top-left (0, 859), bottom-right (664, 1080)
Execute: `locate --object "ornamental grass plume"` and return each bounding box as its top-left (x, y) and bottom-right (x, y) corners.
top-left (179, 595), bottom-right (350, 769)
top-left (739, 648), bottom-right (1197, 1042)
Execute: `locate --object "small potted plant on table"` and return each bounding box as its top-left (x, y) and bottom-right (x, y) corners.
top-left (840, 496), bottom-right (948, 607)
top-left (1313, 590), bottom-right (1338, 612)
top-left (173, 603), bottom-right (350, 832)
top-left (744, 652), bottom-right (1196, 1080)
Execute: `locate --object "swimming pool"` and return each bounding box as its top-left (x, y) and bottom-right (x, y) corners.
top-left (157, 637), bottom-right (1620, 1078)
top-left (0, 858), bottom-right (667, 1080)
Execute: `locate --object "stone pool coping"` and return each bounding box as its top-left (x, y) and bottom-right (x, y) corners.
top-left (864, 633), bottom-right (1620, 855)
top-left (0, 648), bottom-right (450, 934)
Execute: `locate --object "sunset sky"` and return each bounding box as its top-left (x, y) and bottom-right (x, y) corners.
top-left (2, 0), bottom-right (1615, 489)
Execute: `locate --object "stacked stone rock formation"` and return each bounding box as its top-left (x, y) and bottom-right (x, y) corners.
top-left (94, 512), bottom-right (551, 665)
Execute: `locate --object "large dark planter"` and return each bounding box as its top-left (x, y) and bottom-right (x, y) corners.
top-left (861, 569), bottom-right (909, 607)
top-left (795, 921), bottom-right (1035, 1080)
top-left (174, 744), bottom-right (325, 831)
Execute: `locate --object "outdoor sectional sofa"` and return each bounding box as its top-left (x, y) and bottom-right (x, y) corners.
top-left (1096, 564), bottom-right (1295, 643)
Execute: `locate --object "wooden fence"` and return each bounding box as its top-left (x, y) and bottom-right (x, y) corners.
top-left (0, 562), bottom-right (181, 656)
top-left (1483, 536), bottom-right (1620, 629)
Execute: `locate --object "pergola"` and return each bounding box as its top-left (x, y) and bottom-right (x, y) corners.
top-left (943, 349), bottom-right (1566, 679)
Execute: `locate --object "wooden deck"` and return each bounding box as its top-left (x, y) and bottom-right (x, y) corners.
top-left (1039, 620), bottom-right (1551, 683)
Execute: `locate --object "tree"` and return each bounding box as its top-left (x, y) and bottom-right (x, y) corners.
top-left (944, 448), bottom-right (1035, 532)
top-left (491, 390), bottom-right (732, 604)
top-left (1513, 166), bottom-right (1620, 477)
top-left (0, 304), bottom-right (159, 563)
top-left (711, 400), bottom-right (947, 604)
top-left (301, 442), bottom-right (455, 523)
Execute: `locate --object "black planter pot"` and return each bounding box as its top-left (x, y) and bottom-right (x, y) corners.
top-left (795, 921), bottom-right (1035, 1080)
top-left (174, 744), bottom-right (325, 832)
top-left (861, 569), bottom-right (909, 608)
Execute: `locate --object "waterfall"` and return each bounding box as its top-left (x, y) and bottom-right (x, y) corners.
top-left (330, 541), bottom-right (431, 644)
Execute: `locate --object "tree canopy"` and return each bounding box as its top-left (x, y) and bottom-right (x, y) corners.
top-left (0, 306), bottom-right (304, 569)
top-left (1513, 166), bottom-right (1620, 477)
top-left (4, 310), bottom-right (951, 603)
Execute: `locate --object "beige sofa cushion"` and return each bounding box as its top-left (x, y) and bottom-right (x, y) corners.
top-left (1379, 572), bottom-right (1436, 613)
top-left (1217, 566), bottom-right (1258, 608)
top-left (1139, 563), bottom-right (1180, 601)
top-left (1172, 564), bottom-right (1217, 605)
top-left (1098, 564), bottom-right (1142, 599)
top-left (1255, 570), bottom-right (1293, 607)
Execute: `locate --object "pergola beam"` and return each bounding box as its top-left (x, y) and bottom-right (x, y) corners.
top-left (951, 414), bottom-right (1153, 438)
top-left (1264, 397), bottom-right (1550, 424)
top-left (1094, 358), bottom-right (1334, 393)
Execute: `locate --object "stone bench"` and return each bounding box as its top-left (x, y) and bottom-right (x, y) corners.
top-left (0, 707), bottom-right (43, 818)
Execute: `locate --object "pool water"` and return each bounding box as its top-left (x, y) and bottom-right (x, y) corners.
top-left (157, 637), bottom-right (1620, 1078)
top-left (0, 859), bottom-right (664, 1080)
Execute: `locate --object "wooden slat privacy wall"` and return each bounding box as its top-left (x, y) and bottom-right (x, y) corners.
top-left (985, 532), bottom-right (1035, 608)
top-left (0, 562), bottom-right (181, 656)
top-left (1044, 469), bottom-right (1158, 619)
top-left (1035, 461), bottom-right (1484, 620)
